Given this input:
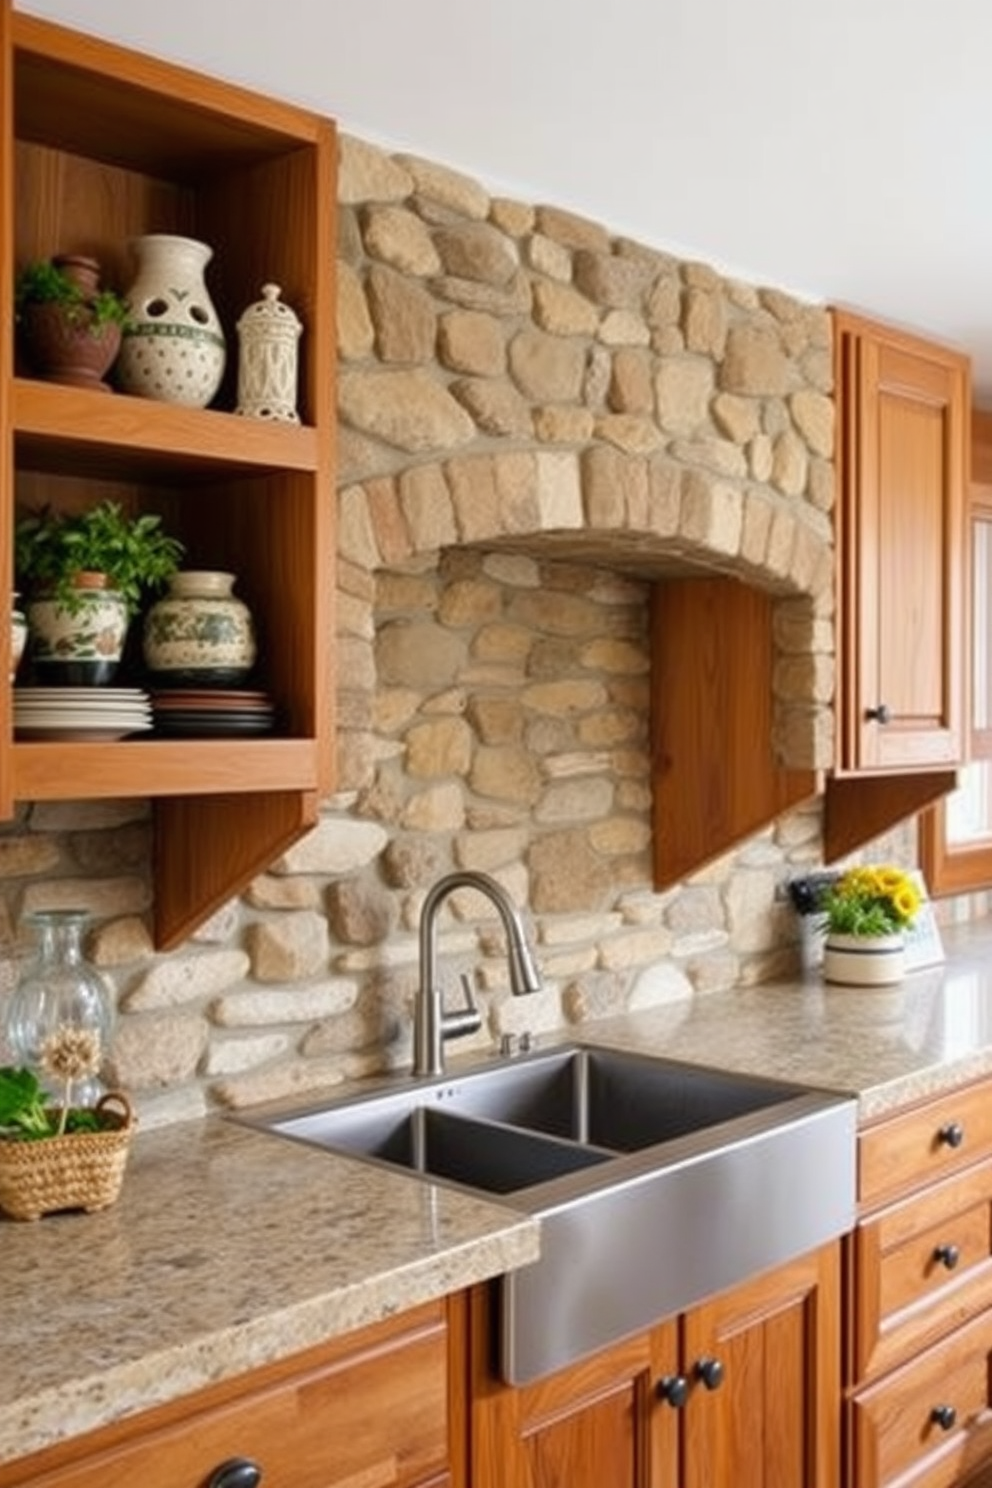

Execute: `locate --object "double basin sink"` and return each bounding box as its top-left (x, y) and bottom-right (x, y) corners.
top-left (246, 1042), bottom-right (856, 1382)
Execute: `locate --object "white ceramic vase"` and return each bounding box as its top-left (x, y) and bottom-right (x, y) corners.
top-left (143, 570), bottom-right (256, 686)
top-left (116, 234), bottom-right (226, 408)
top-left (822, 932), bottom-right (905, 987)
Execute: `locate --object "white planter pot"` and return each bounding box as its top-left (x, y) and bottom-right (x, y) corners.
top-left (26, 584), bottom-right (129, 686)
top-left (822, 932), bottom-right (905, 987)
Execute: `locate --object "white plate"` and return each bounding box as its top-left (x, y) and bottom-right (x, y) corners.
top-left (15, 722), bottom-right (154, 741)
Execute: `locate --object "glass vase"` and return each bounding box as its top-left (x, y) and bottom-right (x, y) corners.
top-left (4, 910), bottom-right (115, 1105)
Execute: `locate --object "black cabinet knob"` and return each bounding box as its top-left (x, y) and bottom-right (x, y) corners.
top-left (931, 1404), bottom-right (957, 1432)
top-left (933, 1243), bottom-right (961, 1271)
top-left (695, 1356), bottom-right (725, 1391)
top-left (865, 703), bottom-right (891, 724)
top-left (656, 1373), bottom-right (689, 1408)
top-left (938, 1121), bottom-right (965, 1149)
top-left (206, 1460), bottom-right (262, 1488)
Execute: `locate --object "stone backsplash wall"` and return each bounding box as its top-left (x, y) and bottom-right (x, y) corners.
top-left (0, 133), bottom-right (876, 1130)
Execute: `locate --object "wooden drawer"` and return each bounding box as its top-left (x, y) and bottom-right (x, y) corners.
top-left (859, 1079), bottom-right (992, 1210)
top-left (1, 1302), bottom-right (450, 1488)
top-left (848, 1307), bottom-right (992, 1488)
top-left (852, 1158), bottom-right (992, 1381)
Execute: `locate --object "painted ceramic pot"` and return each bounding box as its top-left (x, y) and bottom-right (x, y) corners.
top-left (143, 570), bottom-right (256, 686)
top-left (116, 235), bottom-right (226, 408)
top-left (822, 932), bottom-right (905, 987)
top-left (26, 575), bottom-right (129, 686)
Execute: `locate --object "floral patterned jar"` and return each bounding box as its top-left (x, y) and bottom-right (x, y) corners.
top-left (142, 569), bottom-right (256, 686)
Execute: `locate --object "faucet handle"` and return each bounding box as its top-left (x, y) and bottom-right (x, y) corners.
top-left (441, 972), bottom-right (483, 1043)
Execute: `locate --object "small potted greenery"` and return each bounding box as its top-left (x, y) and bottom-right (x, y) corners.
top-left (819, 864), bottom-right (922, 987)
top-left (0, 1029), bottom-right (134, 1221)
top-left (15, 254), bottom-right (130, 392)
top-left (15, 499), bottom-right (185, 685)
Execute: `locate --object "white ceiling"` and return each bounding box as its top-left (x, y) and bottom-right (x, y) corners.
top-left (22, 0), bottom-right (992, 403)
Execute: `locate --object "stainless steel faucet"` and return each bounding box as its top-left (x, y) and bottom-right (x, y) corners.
top-left (413, 870), bottom-right (543, 1078)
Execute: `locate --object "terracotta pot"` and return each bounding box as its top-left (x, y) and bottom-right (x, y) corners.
top-left (18, 256), bottom-right (122, 392)
top-left (822, 932), bottom-right (905, 987)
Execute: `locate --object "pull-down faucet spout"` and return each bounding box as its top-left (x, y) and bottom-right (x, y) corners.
top-left (413, 870), bottom-right (543, 1078)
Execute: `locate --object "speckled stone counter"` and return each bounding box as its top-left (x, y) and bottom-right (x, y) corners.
top-left (580, 918), bottom-right (992, 1123)
top-left (0, 1115), bottom-right (539, 1466)
top-left (4, 918), bottom-right (992, 1469)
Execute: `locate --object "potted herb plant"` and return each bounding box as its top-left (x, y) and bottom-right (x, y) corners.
top-left (15, 499), bottom-right (185, 685)
top-left (819, 864), bottom-right (923, 987)
top-left (15, 254), bottom-right (131, 392)
top-left (0, 1029), bottom-right (134, 1221)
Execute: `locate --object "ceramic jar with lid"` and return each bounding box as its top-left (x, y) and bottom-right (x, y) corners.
top-left (235, 283), bottom-right (302, 423)
top-left (142, 569), bottom-right (257, 686)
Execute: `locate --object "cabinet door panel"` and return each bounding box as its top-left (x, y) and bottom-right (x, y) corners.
top-left (835, 311), bottom-right (968, 774)
top-left (681, 1244), bottom-right (840, 1488)
top-left (468, 1285), bottom-right (678, 1488)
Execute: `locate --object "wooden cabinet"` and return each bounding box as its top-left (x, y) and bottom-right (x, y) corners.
top-left (0, 1299), bottom-right (458, 1488)
top-left (833, 309), bottom-right (968, 775)
top-left (846, 1077), bottom-right (992, 1487)
top-left (825, 310), bottom-right (968, 861)
top-left (0, 4), bottom-right (337, 947)
top-left (467, 1242), bottom-right (840, 1488)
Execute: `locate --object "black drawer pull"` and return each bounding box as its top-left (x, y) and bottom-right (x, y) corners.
top-left (933, 1243), bottom-right (961, 1271)
top-left (937, 1121), bottom-right (965, 1149)
top-left (656, 1373), bottom-right (689, 1408)
top-left (206, 1459), bottom-right (262, 1488)
top-left (931, 1404), bottom-right (957, 1432)
top-left (865, 703), bottom-right (891, 724)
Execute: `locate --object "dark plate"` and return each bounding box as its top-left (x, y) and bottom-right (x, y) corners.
top-left (152, 716), bottom-right (275, 738)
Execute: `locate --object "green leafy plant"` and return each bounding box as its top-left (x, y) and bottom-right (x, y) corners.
top-left (15, 499), bottom-right (185, 616)
top-left (819, 864), bottom-right (922, 938)
top-left (0, 1056), bottom-right (103, 1143)
top-left (15, 258), bottom-right (130, 333)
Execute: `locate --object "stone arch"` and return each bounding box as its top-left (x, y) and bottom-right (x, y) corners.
top-left (337, 444), bottom-right (833, 788)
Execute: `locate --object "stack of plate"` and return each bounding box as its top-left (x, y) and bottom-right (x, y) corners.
top-left (150, 689), bottom-right (275, 738)
top-left (14, 688), bottom-right (153, 742)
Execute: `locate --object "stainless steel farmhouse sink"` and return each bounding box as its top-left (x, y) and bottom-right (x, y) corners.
top-left (243, 1043), bottom-right (857, 1382)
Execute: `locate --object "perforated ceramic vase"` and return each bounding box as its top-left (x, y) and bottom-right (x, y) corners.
top-left (116, 235), bottom-right (226, 408)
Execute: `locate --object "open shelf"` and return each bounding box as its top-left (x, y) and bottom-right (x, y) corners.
top-left (1, 3), bottom-right (337, 947)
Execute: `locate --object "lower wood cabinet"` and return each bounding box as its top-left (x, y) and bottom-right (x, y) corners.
top-left (846, 1076), bottom-right (992, 1488)
top-left (0, 1299), bottom-right (458, 1488)
top-left (467, 1241), bottom-right (841, 1488)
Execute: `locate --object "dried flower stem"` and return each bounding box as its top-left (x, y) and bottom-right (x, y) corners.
top-left (38, 1026), bottom-right (102, 1136)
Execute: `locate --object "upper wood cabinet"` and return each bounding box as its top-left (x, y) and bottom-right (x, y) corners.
top-left (823, 311), bottom-right (968, 862)
top-left (0, 4), bottom-right (337, 946)
top-left (833, 309), bottom-right (968, 775)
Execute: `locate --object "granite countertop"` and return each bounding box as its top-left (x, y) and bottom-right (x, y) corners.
top-left (4, 918), bottom-right (992, 1467)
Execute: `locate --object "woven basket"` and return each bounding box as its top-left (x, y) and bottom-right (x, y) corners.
top-left (0, 1092), bottom-right (134, 1222)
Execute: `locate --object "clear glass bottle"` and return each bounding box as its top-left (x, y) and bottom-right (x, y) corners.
top-left (4, 910), bottom-right (115, 1105)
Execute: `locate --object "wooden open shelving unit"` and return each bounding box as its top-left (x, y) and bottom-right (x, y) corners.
top-left (0, 4), bottom-right (337, 947)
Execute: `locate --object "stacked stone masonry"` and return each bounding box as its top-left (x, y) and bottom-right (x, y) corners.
top-left (0, 136), bottom-right (846, 1127)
